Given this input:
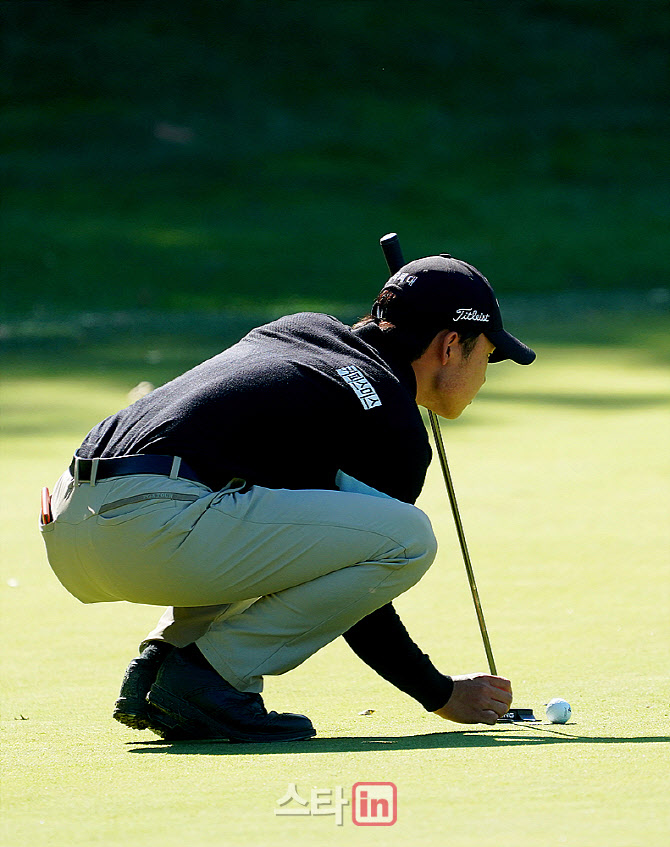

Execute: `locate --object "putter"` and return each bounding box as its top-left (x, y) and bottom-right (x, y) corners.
top-left (379, 232), bottom-right (537, 723)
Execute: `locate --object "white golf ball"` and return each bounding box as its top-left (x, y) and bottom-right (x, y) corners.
top-left (545, 698), bottom-right (571, 723)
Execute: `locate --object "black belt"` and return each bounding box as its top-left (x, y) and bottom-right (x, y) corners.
top-left (70, 454), bottom-right (204, 485)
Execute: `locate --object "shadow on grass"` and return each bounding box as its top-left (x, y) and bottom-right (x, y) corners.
top-left (126, 727), bottom-right (670, 755)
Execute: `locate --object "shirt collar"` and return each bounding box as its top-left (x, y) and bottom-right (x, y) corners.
top-left (351, 321), bottom-right (418, 397)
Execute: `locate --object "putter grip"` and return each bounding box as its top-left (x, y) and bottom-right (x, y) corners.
top-left (380, 232), bottom-right (404, 275)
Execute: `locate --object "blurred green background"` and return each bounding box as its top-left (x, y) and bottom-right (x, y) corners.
top-left (2, 0), bottom-right (669, 324)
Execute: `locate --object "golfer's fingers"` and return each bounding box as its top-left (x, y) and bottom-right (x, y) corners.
top-left (489, 675), bottom-right (513, 695)
top-left (492, 687), bottom-right (513, 708)
top-left (482, 696), bottom-right (511, 724)
top-left (485, 683), bottom-right (513, 718)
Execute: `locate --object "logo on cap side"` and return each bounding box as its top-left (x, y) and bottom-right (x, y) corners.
top-left (454, 308), bottom-right (490, 322)
top-left (391, 272), bottom-right (418, 286)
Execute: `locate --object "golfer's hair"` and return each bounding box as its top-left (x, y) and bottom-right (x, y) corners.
top-left (355, 290), bottom-right (481, 362)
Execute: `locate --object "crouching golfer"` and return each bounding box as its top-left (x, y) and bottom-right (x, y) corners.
top-left (41, 253), bottom-right (535, 742)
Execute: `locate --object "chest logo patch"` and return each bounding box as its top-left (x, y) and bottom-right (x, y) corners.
top-left (336, 365), bottom-right (382, 410)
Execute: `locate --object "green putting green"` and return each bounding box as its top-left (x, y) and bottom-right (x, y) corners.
top-left (1, 325), bottom-right (668, 847)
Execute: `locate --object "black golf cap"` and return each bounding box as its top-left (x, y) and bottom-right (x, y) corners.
top-left (373, 254), bottom-right (536, 365)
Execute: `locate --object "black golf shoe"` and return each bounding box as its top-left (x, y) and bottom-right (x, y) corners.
top-left (139, 701), bottom-right (203, 741)
top-left (147, 647), bottom-right (316, 743)
top-left (113, 642), bottom-right (173, 730)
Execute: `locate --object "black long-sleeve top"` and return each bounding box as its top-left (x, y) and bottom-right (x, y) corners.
top-left (78, 313), bottom-right (454, 710)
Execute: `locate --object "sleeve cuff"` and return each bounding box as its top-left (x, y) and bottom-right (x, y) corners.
top-left (419, 673), bottom-right (454, 712)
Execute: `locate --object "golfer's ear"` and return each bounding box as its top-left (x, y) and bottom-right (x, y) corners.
top-left (440, 330), bottom-right (460, 365)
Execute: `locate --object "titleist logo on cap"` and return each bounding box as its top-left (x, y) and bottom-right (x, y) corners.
top-left (454, 308), bottom-right (490, 322)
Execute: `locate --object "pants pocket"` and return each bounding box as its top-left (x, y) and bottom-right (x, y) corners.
top-left (95, 492), bottom-right (197, 526)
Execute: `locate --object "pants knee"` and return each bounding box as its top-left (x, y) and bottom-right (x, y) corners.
top-left (394, 505), bottom-right (438, 588)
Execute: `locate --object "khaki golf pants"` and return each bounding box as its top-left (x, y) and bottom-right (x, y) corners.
top-left (42, 468), bottom-right (437, 693)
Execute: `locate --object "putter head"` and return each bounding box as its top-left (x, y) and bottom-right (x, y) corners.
top-left (498, 708), bottom-right (539, 723)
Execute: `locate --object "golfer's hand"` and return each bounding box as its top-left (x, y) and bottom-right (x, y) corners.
top-left (433, 673), bottom-right (513, 725)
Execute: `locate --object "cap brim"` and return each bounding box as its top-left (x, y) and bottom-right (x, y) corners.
top-left (487, 329), bottom-right (536, 365)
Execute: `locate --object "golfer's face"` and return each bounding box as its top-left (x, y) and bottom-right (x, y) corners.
top-left (438, 335), bottom-right (495, 419)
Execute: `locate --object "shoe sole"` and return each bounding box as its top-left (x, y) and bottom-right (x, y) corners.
top-left (113, 696), bottom-right (152, 730)
top-left (113, 697), bottom-right (197, 740)
top-left (148, 685), bottom-right (316, 743)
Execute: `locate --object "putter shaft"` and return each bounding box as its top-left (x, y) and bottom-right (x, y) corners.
top-left (428, 410), bottom-right (498, 676)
